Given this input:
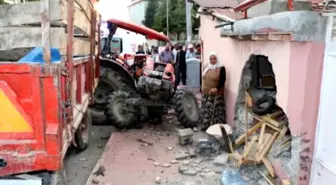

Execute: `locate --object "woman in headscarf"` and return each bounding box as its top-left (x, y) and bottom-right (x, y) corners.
top-left (199, 52), bottom-right (227, 131)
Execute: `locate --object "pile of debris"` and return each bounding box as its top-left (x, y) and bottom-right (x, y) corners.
top-left (173, 96), bottom-right (292, 184)
top-left (230, 109), bottom-right (291, 185)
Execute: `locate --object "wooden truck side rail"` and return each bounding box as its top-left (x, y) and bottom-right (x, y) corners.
top-left (0, 0), bottom-right (100, 177)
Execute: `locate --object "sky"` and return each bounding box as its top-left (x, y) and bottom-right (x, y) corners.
top-left (95, 0), bottom-right (131, 21)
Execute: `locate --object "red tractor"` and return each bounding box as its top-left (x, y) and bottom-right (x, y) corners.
top-left (91, 19), bottom-right (200, 129)
top-left (105, 55), bottom-right (200, 129)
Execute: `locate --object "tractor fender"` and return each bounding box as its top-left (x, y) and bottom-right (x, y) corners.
top-left (100, 57), bottom-right (136, 89)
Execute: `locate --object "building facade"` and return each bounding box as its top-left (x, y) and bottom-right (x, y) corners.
top-left (128, 0), bottom-right (148, 25)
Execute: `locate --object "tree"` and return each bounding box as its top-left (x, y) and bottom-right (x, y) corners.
top-left (142, 0), bottom-right (159, 28)
top-left (152, 0), bottom-right (200, 39)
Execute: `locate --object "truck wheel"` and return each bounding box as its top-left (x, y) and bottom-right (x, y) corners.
top-left (174, 89), bottom-right (200, 128)
top-left (106, 91), bottom-right (137, 129)
top-left (40, 168), bottom-right (68, 185)
top-left (91, 67), bottom-right (133, 125)
top-left (74, 110), bottom-right (92, 153)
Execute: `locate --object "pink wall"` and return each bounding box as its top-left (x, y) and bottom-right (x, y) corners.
top-left (199, 15), bottom-right (324, 137)
top-left (199, 15), bottom-right (291, 126)
top-left (200, 15), bottom-right (325, 184)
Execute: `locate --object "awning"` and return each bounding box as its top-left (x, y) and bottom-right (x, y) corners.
top-left (107, 18), bottom-right (170, 42)
top-left (220, 11), bottom-right (327, 42)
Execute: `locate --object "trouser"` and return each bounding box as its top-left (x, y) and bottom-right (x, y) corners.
top-left (175, 67), bottom-right (186, 90)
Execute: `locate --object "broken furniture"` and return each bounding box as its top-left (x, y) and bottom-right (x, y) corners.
top-left (228, 107), bottom-right (291, 185)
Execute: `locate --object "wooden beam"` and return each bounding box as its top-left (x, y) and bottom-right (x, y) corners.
top-left (243, 136), bottom-right (258, 158)
top-left (235, 120), bottom-right (265, 146)
top-left (261, 157), bottom-right (275, 177)
top-left (0, 0), bottom-right (91, 35)
top-left (256, 132), bottom-right (278, 162)
top-left (0, 27), bottom-right (91, 59)
top-left (257, 123), bottom-right (266, 149)
top-left (259, 171), bottom-right (276, 185)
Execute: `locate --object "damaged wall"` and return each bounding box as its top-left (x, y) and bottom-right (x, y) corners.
top-left (199, 14), bottom-right (325, 184)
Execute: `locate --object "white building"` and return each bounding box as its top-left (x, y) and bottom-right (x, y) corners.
top-left (128, 0), bottom-right (148, 25)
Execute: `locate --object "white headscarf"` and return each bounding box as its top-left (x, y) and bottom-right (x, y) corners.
top-left (202, 52), bottom-right (222, 77)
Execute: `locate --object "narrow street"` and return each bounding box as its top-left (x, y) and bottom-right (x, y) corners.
top-left (64, 126), bottom-right (115, 185)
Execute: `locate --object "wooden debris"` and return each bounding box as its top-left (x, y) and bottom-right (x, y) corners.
top-left (277, 127), bottom-right (288, 140)
top-left (282, 180), bottom-right (291, 185)
top-left (228, 151), bottom-right (243, 161)
top-left (235, 120), bottom-right (265, 146)
top-left (220, 125), bottom-right (233, 153)
top-left (256, 132), bottom-right (278, 162)
top-left (265, 122), bottom-right (281, 132)
top-left (257, 133), bottom-right (272, 153)
top-left (259, 171), bottom-right (276, 185)
top-left (257, 123), bottom-right (266, 149)
top-left (243, 136), bottom-right (258, 158)
top-left (245, 91), bottom-right (253, 108)
top-left (261, 157), bottom-right (275, 177)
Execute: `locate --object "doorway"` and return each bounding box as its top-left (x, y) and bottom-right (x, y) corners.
top-left (310, 15), bottom-right (336, 185)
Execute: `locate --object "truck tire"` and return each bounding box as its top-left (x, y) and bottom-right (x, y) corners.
top-left (252, 95), bottom-right (276, 115)
top-left (174, 89), bottom-right (200, 128)
top-left (91, 67), bottom-right (133, 125)
top-left (74, 110), bottom-right (92, 153)
top-left (40, 168), bottom-right (68, 185)
top-left (106, 91), bottom-right (137, 129)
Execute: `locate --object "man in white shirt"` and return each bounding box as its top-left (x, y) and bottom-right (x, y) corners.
top-left (185, 44), bottom-right (196, 60)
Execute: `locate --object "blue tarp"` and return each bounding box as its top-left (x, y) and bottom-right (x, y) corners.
top-left (18, 47), bottom-right (61, 63)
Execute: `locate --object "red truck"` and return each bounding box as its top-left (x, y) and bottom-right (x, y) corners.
top-left (0, 0), bottom-right (100, 184)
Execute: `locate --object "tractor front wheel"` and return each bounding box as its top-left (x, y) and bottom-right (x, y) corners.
top-left (174, 89), bottom-right (200, 128)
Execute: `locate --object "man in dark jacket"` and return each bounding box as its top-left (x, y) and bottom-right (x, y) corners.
top-left (174, 45), bottom-right (187, 90)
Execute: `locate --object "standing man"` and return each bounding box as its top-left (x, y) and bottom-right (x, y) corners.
top-left (175, 45), bottom-right (187, 90)
top-left (185, 44), bottom-right (196, 60)
top-left (159, 43), bottom-right (174, 63)
top-left (136, 45), bottom-right (145, 54)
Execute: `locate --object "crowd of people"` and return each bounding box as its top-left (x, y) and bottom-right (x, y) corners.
top-left (135, 42), bottom-right (226, 130)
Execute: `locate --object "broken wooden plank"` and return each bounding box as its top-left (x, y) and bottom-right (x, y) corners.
top-left (0, 0), bottom-right (92, 35)
top-left (235, 120), bottom-right (265, 146)
top-left (265, 122), bottom-right (281, 132)
top-left (277, 127), bottom-right (288, 140)
top-left (257, 123), bottom-right (266, 149)
top-left (257, 133), bottom-right (272, 154)
top-left (256, 132), bottom-right (278, 162)
top-left (247, 140), bottom-right (258, 160)
top-left (282, 180), bottom-right (291, 185)
top-left (243, 136), bottom-right (258, 158)
top-left (259, 171), bottom-right (276, 185)
top-left (263, 116), bottom-right (283, 128)
top-left (228, 151), bottom-right (243, 161)
top-left (0, 27), bottom-right (91, 58)
top-left (261, 157), bottom-right (275, 177)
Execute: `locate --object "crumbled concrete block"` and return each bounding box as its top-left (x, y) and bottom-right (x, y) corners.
top-left (214, 154), bottom-right (228, 166)
top-left (154, 176), bottom-right (162, 184)
top-left (178, 129), bottom-right (194, 145)
top-left (175, 152), bottom-right (190, 160)
top-left (161, 163), bottom-right (171, 168)
top-left (182, 170), bottom-right (198, 176)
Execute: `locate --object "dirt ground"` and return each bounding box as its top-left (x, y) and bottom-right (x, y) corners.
top-left (84, 114), bottom-right (235, 185)
top-left (64, 125), bottom-right (115, 185)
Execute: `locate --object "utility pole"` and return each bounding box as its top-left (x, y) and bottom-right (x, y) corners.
top-left (166, 0), bottom-right (169, 38)
top-left (185, 0), bottom-right (192, 43)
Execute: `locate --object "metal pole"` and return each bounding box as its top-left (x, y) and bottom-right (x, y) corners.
top-left (185, 0), bottom-right (192, 43)
top-left (166, 0), bottom-right (169, 38)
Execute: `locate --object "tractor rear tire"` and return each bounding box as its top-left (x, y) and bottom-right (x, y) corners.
top-left (74, 110), bottom-right (92, 153)
top-left (39, 168), bottom-right (68, 185)
top-left (106, 91), bottom-right (137, 129)
top-left (90, 67), bottom-right (133, 125)
top-left (174, 89), bottom-right (200, 128)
